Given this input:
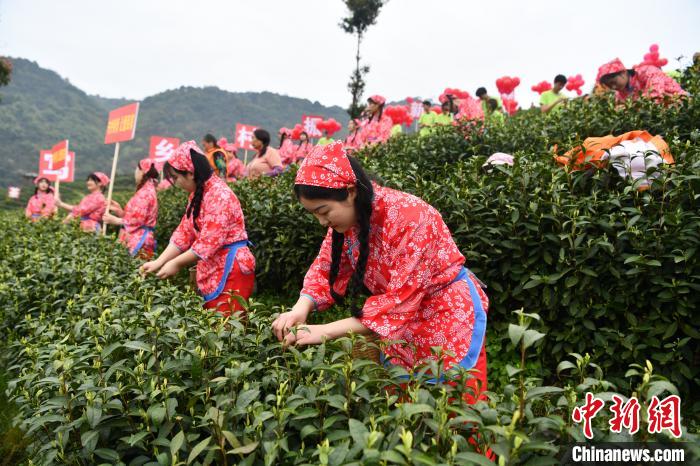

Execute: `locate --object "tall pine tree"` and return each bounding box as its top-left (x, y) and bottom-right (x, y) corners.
top-left (339, 0), bottom-right (385, 118)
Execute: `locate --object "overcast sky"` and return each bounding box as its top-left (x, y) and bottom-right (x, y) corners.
top-left (1, 0), bottom-right (699, 108)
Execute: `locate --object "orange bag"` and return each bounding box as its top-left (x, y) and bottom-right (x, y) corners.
top-left (554, 130), bottom-right (674, 170)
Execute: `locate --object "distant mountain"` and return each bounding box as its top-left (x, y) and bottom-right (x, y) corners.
top-left (0, 58), bottom-right (348, 187)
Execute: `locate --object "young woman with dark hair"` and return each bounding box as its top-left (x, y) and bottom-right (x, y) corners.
top-left (343, 119), bottom-right (361, 152)
top-left (103, 159), bottom-right (159, 259)
top-left (202, 133), bottom-right (228, 178)
top-left (246, 128), bottom-right (283, 178)
top-left (25, 176), bottom-right (56, 221)
top-left (272, 141), bottom-right (489, 403)
top-left (295, 131), bottom-right (313, 162)
top-left (278, 127), bottom-right (296, 166)
top-left (141, 141), bottom-right (255, 317)
top-left (355, 94), bottom-right (393, 148)
top-left (56, 172), bottom-right (109, 233)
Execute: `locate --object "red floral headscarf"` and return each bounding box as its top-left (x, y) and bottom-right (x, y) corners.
top-left (367, 94), bottom-right (386, 106)
top-left (168, 140), bottom-right (204, 172)
top-left (295, 141), bottom-right (357, 189)
top-left (93, 172), bottom-right (110, 186)
top-left (138, 158), bottom-right (155, 172)
top-left (597, 58), bottom-right (627, 83)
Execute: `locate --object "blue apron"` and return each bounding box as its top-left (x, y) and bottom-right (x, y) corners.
top-left (201, 240), bottom-right (252, 302)
top-left (380, 266), bottom-right (487, 382)
top-left (30, 213), bottom-right (41, 219)
top-left (81, 216), bottom-right (101, 233)
top-left (129, 226), bottom-right (156, 257)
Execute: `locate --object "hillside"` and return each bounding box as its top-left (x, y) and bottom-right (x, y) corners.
top-left (0, 57), bottom-right (348, 188)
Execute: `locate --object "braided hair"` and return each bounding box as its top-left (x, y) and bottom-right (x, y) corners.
top-left (163, 149), bottom-right (213, 231)
top-left (369, 102), bottom-right (385, 123)
top-left (278, 132), bottom-right (288, 149)
top-left (254, 129), bottom-right (270, 157)
top-left (136, 163), bottom-right (159, 191)
top-left (294, 156), bottom-right (374, 317)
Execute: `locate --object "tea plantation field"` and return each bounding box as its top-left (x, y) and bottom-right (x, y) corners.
top-left (1, 69), bottom-right (699, 464)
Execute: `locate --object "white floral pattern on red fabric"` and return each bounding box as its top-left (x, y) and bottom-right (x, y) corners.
top-left (118, 181), bottom-right (158, 255)
top-left (25, 191), bottom-right (56, 219)
top-left (300, 184), bottom-right (488, 370)
top-left (357, 114), bottom-right (393, 148)
top-left (169, 175), bottom-right (255, 296)
top-left (295, 141), bottom-right (357, 189)
top-left (169, 140), bottom-right (203, 172)
top-left (597, 58), bottom-right (626, 82)
top-left (72, 191), bottom-right (106, 231)
top-left (618, 65), bottom-right (686, 102)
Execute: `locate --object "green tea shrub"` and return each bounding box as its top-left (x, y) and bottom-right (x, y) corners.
top-left (1, 217), bottom-right (695, 464)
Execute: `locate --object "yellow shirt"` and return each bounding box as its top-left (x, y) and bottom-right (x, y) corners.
top-left (540, 90), bottom-right (567, 110)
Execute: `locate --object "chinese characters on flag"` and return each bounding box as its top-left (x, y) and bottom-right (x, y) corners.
top-left (39, 149), bottom-right (75, 182)
top-left (235, 123), bottom-right (257, 151)
top-left (149, 136), bottom-right (180, 171)
top-left (104, 103), bottom-right (140, 144)
top-left (50, 140), bottom-right (69, 170)
top-left (302, 115), bottom-right (323, 138)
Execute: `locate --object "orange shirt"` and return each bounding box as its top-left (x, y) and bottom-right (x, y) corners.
top-left (205, 147), bottom-right (227, 177)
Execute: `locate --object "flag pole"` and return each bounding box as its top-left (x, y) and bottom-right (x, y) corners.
top-left (102, 141), bottom-right (120, 236)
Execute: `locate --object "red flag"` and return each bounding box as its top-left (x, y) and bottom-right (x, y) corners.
top-left (301, 115), bottom-right (323, 138)
top-left (234, 123), bottom-right (258, 151)
top-left (148, 136), bottom-right (181, 171)
top-left (50, 140), bottom-right (69, 170)
top-left (104, 103), bottom-right (140, 144)
top-left (39, 149), bottom-right (75, 182)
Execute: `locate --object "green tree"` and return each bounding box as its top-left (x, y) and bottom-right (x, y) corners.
top-left (339, 0), bottom-right (385, 118)
top-left (0, 58), bottom-right (11, 95)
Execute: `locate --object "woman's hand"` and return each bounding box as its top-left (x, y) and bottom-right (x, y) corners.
top-left (283, 324), bottom-right (329, 347)
top-left (155, 260), bottom-right (182, 279)
top-left (109, 200), bottom-right (124, 216)
top-left (272, 302), bottom-right (311, 342)
top-left (140, 260), bottom-right (162, 276)
top-left (102, 212), bottom-right (122, 226)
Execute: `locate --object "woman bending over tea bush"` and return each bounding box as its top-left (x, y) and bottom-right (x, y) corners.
top-left (141, 141), bottom-right (256, 317)
top-left (597, 57), bottom-right (686, 103)
top-left (102, 158), bottom-right (159, 259)
top-left (55, 171), bottom-right (109, 233)
top-left (272, 141), bottom-right (488, 402)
